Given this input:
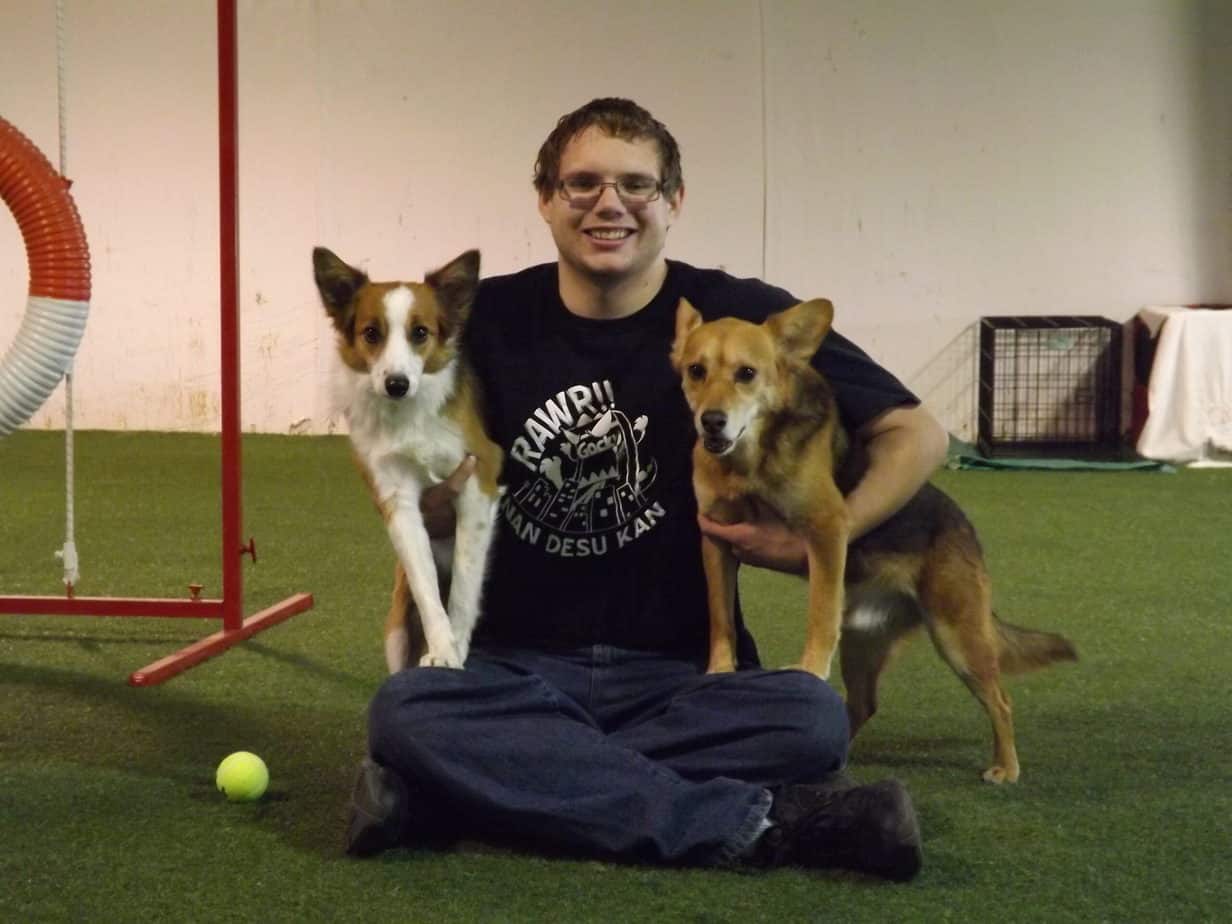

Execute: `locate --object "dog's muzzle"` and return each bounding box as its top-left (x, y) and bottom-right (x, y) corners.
top-left (699, 410), bottom-right (734, 455)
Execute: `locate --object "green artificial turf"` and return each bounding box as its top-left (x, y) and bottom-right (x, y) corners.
top-left (1, 430), bottom-right (1229, 922)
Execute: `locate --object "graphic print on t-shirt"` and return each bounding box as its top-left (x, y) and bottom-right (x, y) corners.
top-left (502, 380), bottom-right (665, 558)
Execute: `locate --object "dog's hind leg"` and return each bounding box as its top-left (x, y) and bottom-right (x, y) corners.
top-left (840, 590), bottom-right (921, 737)
top-left (920, 553), bottom-right (1020, 783)
top-left (386, 563), bottom-right (427, 672)
top-left (385, 565), bottom-right (412, 672)
top-left (839, 628), bottom-right (892, 738)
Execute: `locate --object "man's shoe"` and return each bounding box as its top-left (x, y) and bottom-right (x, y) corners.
top-left (802, 768), bottom-right (859, 795)
top-left (753, 779), bottom-right (922, 881)
top-left (344, 758), bottom-right (409, 857)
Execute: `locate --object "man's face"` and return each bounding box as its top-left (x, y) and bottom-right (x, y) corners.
top-left (538, 126), bottom-right (683, 288)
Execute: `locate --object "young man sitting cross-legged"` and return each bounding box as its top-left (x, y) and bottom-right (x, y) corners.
top-left (344, 97), bottom-right (947, 881)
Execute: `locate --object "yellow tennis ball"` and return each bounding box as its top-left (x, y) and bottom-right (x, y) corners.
top-left (215, 751), bottom-right (269, 802)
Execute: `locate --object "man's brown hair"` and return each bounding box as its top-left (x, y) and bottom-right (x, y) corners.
top-left (532, 98), bottom-right (683, 201)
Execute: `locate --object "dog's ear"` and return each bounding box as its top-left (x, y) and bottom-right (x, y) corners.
top-left (312, 247), bottom-right (368, 330)
top-left (765, 298), bottom-right (834, 363)
top-left (671, 298), bottom-right (703, 370)
top-left (426, 249), bottom-right (481, 322)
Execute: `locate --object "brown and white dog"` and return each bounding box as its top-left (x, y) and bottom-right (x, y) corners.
top-left (671, 297), bottom-right (1077, 782)
top-left (313, 247), bottom-right (502, 672)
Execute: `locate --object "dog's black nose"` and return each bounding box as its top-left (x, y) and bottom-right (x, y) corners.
top-left (385, 374), bottom-right (410, 398)
top-left (700, 411), bottom-right (726, 435)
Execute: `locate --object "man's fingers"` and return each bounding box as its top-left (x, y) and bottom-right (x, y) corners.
top-left (442, 454), bottom-right (478, 494)
top-left (420, 456), bottom-right (475, 539)
top-left (697, 515), bottom-right (749, 551)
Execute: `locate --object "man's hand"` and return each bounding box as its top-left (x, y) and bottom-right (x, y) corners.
top-left (420, 455), bottom-right (476, 539)
top-left (697, 498), bottom-right (808, 576)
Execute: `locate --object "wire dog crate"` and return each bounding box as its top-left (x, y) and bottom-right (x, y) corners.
top-left (977, 316), bottom-right (1123, 458)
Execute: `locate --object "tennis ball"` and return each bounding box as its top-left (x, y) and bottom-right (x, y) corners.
top-left (215, 751), bottom-right (269, 802)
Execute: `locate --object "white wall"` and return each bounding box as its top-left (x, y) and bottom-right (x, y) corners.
top-left (1, 0), bottom-right (1228, 439)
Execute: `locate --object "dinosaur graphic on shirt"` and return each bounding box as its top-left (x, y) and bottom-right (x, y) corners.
top-left (503, 382), bottom-right (662, 552)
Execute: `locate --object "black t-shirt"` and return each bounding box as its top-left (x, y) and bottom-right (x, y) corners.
top-left (464, 259), bottom-right (917, 665)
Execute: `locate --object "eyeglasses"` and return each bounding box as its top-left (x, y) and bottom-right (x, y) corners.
top-left (556, 173), bottom-right (663, 208)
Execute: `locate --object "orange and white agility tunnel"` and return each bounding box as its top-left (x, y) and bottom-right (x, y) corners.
top-left (0, 115), bottom-right (91, 437)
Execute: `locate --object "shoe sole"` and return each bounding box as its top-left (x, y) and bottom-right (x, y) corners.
top-left (344, 758), bottom-right (407, 858)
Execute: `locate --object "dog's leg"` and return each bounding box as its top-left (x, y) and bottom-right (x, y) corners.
top-left (840, 590), bottom-right (923, 736)
top-left (700, 531), bottom-right (740, 673)
top-left (444, 480), bottom-right (499, 667)
top-left (920, 551), bottom-right (1020, 783)
top-left (384, 492), bottom-right (461, 669)
top-left (839, 625), bottom-right (896, 737)
top-left (385, 564), bottom-right (412, 672)
top-left (798, 516), bottom-right (849, 679)
top-left (385, 563), bottom-right (427, 672)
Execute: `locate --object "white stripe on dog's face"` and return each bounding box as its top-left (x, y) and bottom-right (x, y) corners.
top-left (370, 285), bottom-right (425, 398)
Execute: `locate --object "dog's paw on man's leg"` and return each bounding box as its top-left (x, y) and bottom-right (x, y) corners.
top-left (418, 646), bottom-right (463, 669)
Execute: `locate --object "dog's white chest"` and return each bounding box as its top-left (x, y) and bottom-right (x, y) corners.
top-left (363, 412), bottom-right (468, 491)
top-left (342, 367), bottom-right (470, 494)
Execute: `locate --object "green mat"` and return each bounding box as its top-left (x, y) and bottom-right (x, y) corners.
top-left (945, 437), bottom-right (1173, 472)
top-left (4, 431), bottom-right (1230, 922)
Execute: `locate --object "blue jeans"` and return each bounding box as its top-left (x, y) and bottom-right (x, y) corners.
top-left (366, 645), bottom-right (850, 866)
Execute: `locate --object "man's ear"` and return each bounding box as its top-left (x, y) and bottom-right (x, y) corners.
top-left (670, 297), bottom-right (703, 370)
top-left (665, 182), bottom-right (685, 225)
top-left (764, 298), bottom-right (834, 363)
top-left (312, 247), bottom-right (367, 331)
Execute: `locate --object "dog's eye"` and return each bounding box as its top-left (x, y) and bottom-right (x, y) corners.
top-left (686, 363), bottom-right (706, 382)
top-left (410, 325), bottom-right (430, 344)
top-left (735, 366), bottom-right (757, 383)
top-left (361, 325), bottom-right (381, 345)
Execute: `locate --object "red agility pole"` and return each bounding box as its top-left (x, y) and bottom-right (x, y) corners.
top-left (0, 0), bottom-right (314, 684)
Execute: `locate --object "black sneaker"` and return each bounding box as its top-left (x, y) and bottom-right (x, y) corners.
top-left (344, 758), bottom-right (409, 857)
top-left (752, 779), bottom-right (922, 881)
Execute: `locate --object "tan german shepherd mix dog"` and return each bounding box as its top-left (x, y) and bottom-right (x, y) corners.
top-left (671, 297), bottom-right (1077, 783)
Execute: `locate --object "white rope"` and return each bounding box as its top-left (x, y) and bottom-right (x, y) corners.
top-left (56, 0), bottom-right (67, 175)
top-left (54, 0), bottom-right (79, 591)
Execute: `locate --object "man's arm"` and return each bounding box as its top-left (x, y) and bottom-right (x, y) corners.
top-left (696, 403), bottom-right (948, 574)
top-left (845, 403), bottom-right (949, 540)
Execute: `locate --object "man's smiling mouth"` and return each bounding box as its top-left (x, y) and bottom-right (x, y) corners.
top-left (585, 229), bottom-right (633, 240)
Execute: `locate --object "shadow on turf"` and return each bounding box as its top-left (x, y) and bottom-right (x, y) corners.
top-left (2, 661), bottom-right (289, 771)
top-left (242, 639), bottom-right (376, 695)
top-left (1, 660), bottom-right (365, 857)
top-left (851, 735), bottom-right (981, 774)
top-left (0, 629), bottom-right (374, 695)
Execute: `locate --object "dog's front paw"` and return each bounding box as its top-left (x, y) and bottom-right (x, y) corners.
top-left (418, 649), bottom-right (463, 669)
top-left (798, 650), bottom-right (834, 680)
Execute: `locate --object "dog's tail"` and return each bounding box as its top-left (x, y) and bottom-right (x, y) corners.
top-left (994, 615), bottom-right (1078, 674)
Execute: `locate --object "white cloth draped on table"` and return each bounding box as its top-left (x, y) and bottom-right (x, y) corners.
top-left (1135, 306), bottom-right (1232, 466)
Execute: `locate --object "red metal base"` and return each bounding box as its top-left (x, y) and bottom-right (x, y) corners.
top-left (0, 596), bottom-right (224, 618)
top-left (128, 592), bottom-right (314, 686)
top-left (0, 591), bottom-right (315, 685)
